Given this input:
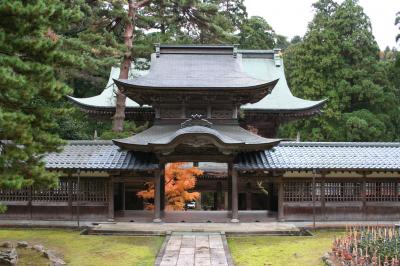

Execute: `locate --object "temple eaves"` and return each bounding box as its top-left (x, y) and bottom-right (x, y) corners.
top-left (112, 124), bottom-right (280, 155)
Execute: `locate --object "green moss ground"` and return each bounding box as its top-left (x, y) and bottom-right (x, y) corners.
top-left (228, 230), bottom-right (345, 266)
top-left (0, 228), bottom-right (164, 266)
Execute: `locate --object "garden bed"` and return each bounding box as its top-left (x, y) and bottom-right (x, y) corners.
top-left (228, 230), bottom-right (345, 266)
top-left (0, 229), bottom-right (164, 266)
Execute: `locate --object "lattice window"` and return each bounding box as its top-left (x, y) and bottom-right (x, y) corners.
top-left (284, 182), bottom-right (314, 202)
top-left (0, 178), bottom-right (108, 203)
top-left (79, 179), bottom-right (108, 202)
top-left (324, 182), bottom-right (361, 202)
top-left (33, 180), bottom-right (69, 202)
top-left (366, 182), bottom-right (398, 202)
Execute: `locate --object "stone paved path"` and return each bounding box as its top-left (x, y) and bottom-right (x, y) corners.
top-left (157, 232), bottom-right (230, 266)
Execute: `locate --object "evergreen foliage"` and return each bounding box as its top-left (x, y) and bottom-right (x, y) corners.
top-left (63, 1), bottom-right (124, 98)
top-left (239, 16), bottom-right (275, 49)
top-left (281, 0), bottom-right (400, 141)
top-left (0, 0), bottom-right (86, 192)
top-left (100, 121), bottom-right (148, 140)
top-left (396, 11), bottom-right (400, 43)
top-left (133, 0), bottom-right (248, 57)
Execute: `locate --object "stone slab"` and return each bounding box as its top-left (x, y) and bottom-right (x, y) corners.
top-left (158, 232), bottom-right (230, 266)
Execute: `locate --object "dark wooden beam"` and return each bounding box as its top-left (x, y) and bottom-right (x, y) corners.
top-left (121, 182), bottom-right (126, 213)
top-left (216, 181), bottom-right (223, 210)
top-left (278, 179), bottom-right (284, 221)
top-left (153, 167), bottom-right (163, 223)
top-left (361, 173), bottom-right (367, 219)
top-left (108, 177), bottom-right (114, 221)
top-left (231, 163), bottom-right (239, 222)
top-left (160, 165), bottom-right (165, 212)
top-left (246, 182), bottom-right (252, 210)
top-left (68, 177), bottom-right (73, 219)
top-left (321, 173), bottom-right (326, 221)
top-left (228, 166), bottom-right (232, 211)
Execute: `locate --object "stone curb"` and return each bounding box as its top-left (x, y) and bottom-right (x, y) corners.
top-left (154, 233), bottom-right (171, 266)
top-left (220, 231), bottom-right (234, 266)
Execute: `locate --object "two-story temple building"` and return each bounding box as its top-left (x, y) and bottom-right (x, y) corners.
top-left (1, 45), bottom-right (400, 223)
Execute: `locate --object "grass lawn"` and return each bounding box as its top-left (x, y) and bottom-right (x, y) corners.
top-left (0, 228), bottom-right (164, 266)
top-left (228, 230), bottom-right (345, 266)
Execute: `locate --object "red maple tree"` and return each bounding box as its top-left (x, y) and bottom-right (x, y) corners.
top-left (137, 163), bottom-right (203, 210)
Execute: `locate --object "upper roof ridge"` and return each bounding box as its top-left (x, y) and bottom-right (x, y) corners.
top-left (279, 141), bottom-right (400, 147)
top-left (156, 43), bottom-right (237, 56)
top-left (67, 140), bottom-right (114, 145)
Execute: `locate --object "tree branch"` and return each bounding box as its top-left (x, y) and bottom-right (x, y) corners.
top-left (135, 0), bottom-right (152, 8)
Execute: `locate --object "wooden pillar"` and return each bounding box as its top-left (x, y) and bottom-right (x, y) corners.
top-left (246, 182), bottom-right (252, 210)
top-left (160, 172), bottom-right (165, 212)
top-left (77, 170), bottom-right (81, 227)
top-left (108, 177), bottom-right (114, 221)
top-left (121, 183), bottom-right (126, 213)
top-left (361, 173), bottom-right (367, 219)
top-left (230, 164), bottom-right (239, 222)
top-left (213, 192), bottom-right (218, 210)
top-left (68, 177), bottom-right (73, 219)
top-left (312, 174), bottom-right (316, 229)
top-left (29, 186), bottom-right (33, 220)
top-left (216, 181), bottom-right (222, 210)
top-left (224, 192), bottom-right (229, 210)
top-left (153, 166), bottom-right (163, 223)
top-left (228, 166), bottom-right (232, 210)
top-left (321, 174), bottom-right (326, 221)
top-left (278, 179), bottom-right (284, 221)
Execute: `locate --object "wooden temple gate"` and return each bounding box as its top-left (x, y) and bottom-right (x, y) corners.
top-left (1, 45), bottom-right (399, 222)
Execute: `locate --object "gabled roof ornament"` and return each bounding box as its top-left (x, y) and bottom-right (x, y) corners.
top-left (181, 114), bottom-right (213, 128)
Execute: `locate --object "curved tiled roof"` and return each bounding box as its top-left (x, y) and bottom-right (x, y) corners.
top-left (235, 142), bottom-right (400, 171)
top-left (113, 124), bottom-right (280, 152)
top-left (67, 46), bottom-right (324, 114)
top-left (41, 141), bottom-right (400, 172)
top-left (45, 140), bottom-right (158, 171)
top-left (240, 54), bottom-right (326, 112)
top-left (66, 66), bottom-right (148, 109)
top-left (114, 53), bottom-right (275, 90)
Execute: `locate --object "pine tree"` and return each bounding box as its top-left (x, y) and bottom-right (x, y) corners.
top-left (396, 11), bottom-right (400, 43)
top-left (62, 0), bottom-right (125, 98)
top-left (0, 1), bottom-right (87, 195)
top-left (112, 0), bottom-right (246, 131)
top-left (113, 0), bottom-right (151, 132)
top-left (281, 0), bottom-right (399, 141)
top-left (238, 16), bottom-right (275, 49)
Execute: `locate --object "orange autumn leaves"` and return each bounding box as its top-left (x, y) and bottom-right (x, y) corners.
top-left (137, 163), bottom-right (203, 211)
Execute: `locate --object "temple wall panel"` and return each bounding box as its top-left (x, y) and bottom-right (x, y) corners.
top-left (281, 176), bottom-right (400, 221)
top-left (0, 177), bottom-right (110, 221)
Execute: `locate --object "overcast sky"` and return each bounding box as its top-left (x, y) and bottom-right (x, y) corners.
top-left (244, 0), bottom-right (399, 50)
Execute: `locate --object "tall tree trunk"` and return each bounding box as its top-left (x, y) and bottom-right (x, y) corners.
top-left (112, 0), bottom-right (151, 132)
